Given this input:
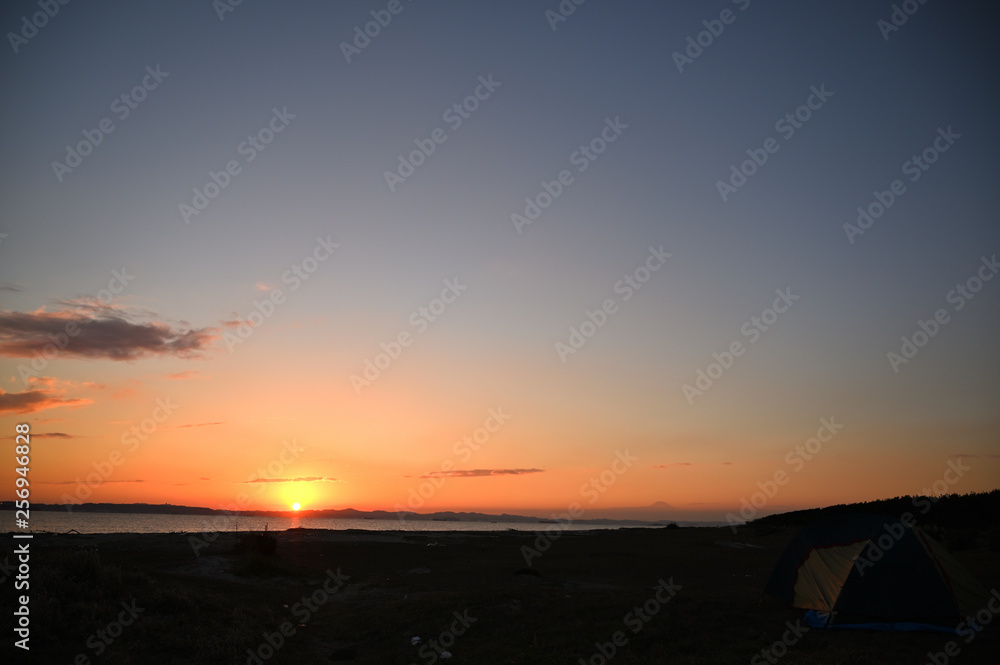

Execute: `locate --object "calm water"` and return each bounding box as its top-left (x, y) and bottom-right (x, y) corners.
top-left (2, 511), bottom-right (645, 534)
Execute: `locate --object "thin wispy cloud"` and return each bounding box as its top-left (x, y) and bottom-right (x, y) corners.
top-left (3, 431), bottom-right (78, 440)
top-left (0, 387), bottom-right (91, 415)
top-left (111, 382), bottom-right (140, 400)
top-left (36, 479), bottom-right (144, 485)
top-left (166, 370), bottom-right (202, 380)
top-left (420, 468), bottom-right (544, 478)
top-left (241, 476), bottom-right (338, 484)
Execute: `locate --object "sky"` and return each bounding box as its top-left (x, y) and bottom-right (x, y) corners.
top-left (1, 0), bottom-right (998, 521)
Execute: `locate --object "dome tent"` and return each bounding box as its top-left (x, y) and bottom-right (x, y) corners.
top-left (764, 514), bottom-right (988, 631)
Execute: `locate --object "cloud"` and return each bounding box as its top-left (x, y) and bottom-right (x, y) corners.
top-left (652, 463), bottom-right (693, 468)
top-left (35, 479), bottom-right (144, 485)
top-left (241, 476), bottom-right (338, 484)
top-left (420, 468), bottom-right (544, 478)
top-left (171, 421), bottom-right (225, 429)
top-left (34, 432), bottom-right (78, 439)
top-left (111, 381), bottom-right (140, 400)
top-left (0, 304), bottom-right (215, 361)
top-left (255, 282), bottom-right (273, 291)
top-left (0, 387), bottom-right (91, 414)
top-left (0, 283), bottom-right (24, 292)
top-left (166, 370), bottom-right (202, 380)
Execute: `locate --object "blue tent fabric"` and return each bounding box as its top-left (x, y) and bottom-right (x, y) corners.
top-left (804, 610), bottom-right (959, 634)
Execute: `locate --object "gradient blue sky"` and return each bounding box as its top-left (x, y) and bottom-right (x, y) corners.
top-left (1, 0), bottom-right (997, 518)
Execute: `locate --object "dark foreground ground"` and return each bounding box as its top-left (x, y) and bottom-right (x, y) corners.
top-left (3, 525), bottom-right (998, 664)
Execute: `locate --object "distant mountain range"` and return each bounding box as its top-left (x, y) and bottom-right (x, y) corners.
top-left (2, 502), bottom-right (726, 527)
top-left (6, 491), bottom-right (997, 528)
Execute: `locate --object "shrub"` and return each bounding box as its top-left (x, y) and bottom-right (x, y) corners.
top-left (235, 531), bottom-right (278, 557)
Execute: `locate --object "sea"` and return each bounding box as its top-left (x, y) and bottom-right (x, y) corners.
top-left (1, 511), bottom-right (649, 535)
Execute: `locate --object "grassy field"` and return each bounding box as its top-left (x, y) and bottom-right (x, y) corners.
top-left (4, 525), bottom-right (998, 664)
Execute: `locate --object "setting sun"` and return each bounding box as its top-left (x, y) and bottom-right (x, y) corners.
top-left (292, 503), bottom-right (301, 511)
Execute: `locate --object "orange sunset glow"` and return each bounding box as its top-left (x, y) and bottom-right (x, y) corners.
top-left (1, 1), bottom-right (997, 527)
top-left (2, 361), bottom-right (997, 521)
top-left (2, 3), bottom-right (1000, 664)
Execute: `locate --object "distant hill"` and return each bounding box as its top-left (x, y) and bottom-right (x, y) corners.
top-left (10, 492), bottom-right (996, 529)
top-left (750, 489), bottom-right (1000, 529)
top-left (0, 502), bottom-right (719, 526)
